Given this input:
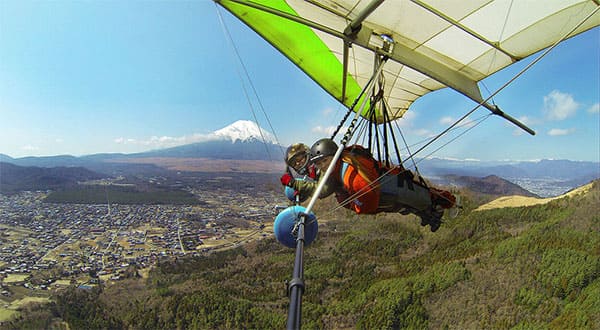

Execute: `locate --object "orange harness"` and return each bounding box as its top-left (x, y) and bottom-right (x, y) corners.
top-left (336, 149), bottom-right (381, 214)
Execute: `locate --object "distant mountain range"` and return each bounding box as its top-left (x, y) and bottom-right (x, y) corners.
top-left (436, 174), bottom-right (538, 197)
top-left (129, 120), bottom-right (282, 160)
top-left (415, 158), bottom-right (599, 197)
top-left (0, 121), bottom-right (283, 166)
top-left (1, 120), bottom-right (598, 197)
top-left (132, 139), bottom-right (282, 160)
top-left (416, 158), bottom-right (599, 182)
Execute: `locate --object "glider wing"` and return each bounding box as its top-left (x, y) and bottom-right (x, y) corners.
top-left (217, 0), bottom-right (599, 124)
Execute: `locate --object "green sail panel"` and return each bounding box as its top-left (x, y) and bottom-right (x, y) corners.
top-left (220, 0), bottom-right (361, 106)
top-left (219, 0), bottom-right (371, 117)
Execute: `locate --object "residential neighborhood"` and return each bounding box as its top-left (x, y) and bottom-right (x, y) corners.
top-left (0, 183), bottom-right (287, 293)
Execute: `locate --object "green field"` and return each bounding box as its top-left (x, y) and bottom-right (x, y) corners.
top-left (44, 185), bottom-right (200, 205)
top-left (0, 308), bottom-right (18, 323)
top-left (3, 274), bottom-right (30, 283)
top-left (0, 297), bottom-right (51, 323)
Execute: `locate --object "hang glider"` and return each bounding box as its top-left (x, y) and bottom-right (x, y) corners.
top-left (213, 2), bottom-right (599, 328)
top-left (216, 0), bottom-right (599, 134)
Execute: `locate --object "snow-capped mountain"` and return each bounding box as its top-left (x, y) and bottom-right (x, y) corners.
top-left (213, 120), bottom-right (277, 144)
top-left (130, 120), bottom-right (283, 160)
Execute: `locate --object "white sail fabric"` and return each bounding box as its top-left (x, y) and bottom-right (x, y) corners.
top-left (218, 0), bottom-right (599, 123)
top-left (290, 0), bottom-right (600, 120)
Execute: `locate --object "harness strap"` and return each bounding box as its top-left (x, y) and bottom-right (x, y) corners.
top-left (397, 172), bottom-right (414, 190)
top-left (340, 162), bottom-right (349, 183)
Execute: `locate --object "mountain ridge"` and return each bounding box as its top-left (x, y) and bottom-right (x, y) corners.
top-left (437, 174), bottom-right (538, 198)
top-left (476, 180), bottom-right (596, 211)
top-left (0, 162), bottom-right (106, 194)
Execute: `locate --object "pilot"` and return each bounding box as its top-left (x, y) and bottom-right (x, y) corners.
top-left (280, 138), bottom-right (459, 232)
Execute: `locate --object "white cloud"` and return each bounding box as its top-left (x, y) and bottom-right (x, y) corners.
top-left (312, 125), bottom-right (338, 136)
top-left (413, 128), bottom-right (433, 137)
top-left (543, 90), bottom-right (579, 121)
top-left (114, 133), bottom-right (219, 149)
top-left (588, 103), bottom-right (599, 114)
top-left (22, 145), bottom-right (39, 151)
top-left (511, 116), bottom-right (527, 136)
top-left (396, 112), bottom-right (416, 129)
top-left (515, 115), bottom-right (543, 127)
top-left (461, 117), bottom-right (477, 129)
top-left (511, 116), bottom-right (544, 136)
top-left (322, 108), bottom-right (334, 116)
top-left (439, 116), bottom-right (454, 125)
top-left (517, 116), bottom-right (530, 126)
top-left (512, 129), bottom-right (524, 136)
top-left (55, 138), bottom-right (64, 143)
top-left (547, 128), bottom-right (575, 136)
top-left (439, 115), bottom-right (476, 129)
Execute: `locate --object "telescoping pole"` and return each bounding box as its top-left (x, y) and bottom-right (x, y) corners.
top-left (286, 213), bottom-right (305, 329)
top-left (285, 59), bottom-right (386, 329)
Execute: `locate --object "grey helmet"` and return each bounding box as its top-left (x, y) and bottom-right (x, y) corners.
top-left (310, 138), bottom-right (338, 162)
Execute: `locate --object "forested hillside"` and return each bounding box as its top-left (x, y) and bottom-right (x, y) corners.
top-left (7, 181), bottom-right (600, 329)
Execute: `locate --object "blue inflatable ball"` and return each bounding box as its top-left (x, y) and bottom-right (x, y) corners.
top-left (284, 178), bottom-right (309, 203)
top-left (273, 206), bottom-right (318, 248)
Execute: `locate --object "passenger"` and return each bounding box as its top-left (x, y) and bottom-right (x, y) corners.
top-left (280, 138), bottom-right (459, 232)
top-left (282, 143), bottom-right (321, 203)
top-left (284, 143), bottom-right (318, 180)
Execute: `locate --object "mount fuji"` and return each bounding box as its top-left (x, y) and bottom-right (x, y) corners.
top-left (132, 120), bottom-right (283, 161)
top-left (213, 120), bottom-right (277, 144)
top-left (0, 120), bottom-right (286, 174)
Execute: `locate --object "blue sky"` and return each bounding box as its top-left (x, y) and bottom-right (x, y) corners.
top-left (0, 1), bottom-right (598, 162)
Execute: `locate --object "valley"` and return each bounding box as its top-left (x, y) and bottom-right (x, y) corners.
top-left (0, 171), bottom-right (288, 323)
top-left (3, 179), bottom-right (597, 329)
top-left (0, 147), bottom-right (598, 326)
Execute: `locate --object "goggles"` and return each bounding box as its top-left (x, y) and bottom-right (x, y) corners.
top-left (287, 152), bottom-right (309, 173)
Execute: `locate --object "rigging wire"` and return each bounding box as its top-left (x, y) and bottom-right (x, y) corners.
top-left (394, 120), bottom-right (419, 173)
top-left (485, 0), bottom-right (514, 86)
top-left (215, 4), bottom-right (285, 160)
top-left (323, 42), bottom-right (557, 216)
top-left (479, 82), bottom-right (496, 106)
top-left (326, 120), bottom-right (477, 217)
top-left (398, 113), bottom-right (490, 156)
top-left (479, 0), bottom-right (512, 108)
top-left (409, 114), bottom-right (493, 169)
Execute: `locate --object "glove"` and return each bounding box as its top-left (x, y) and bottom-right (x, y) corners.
top-left (307, 164), bottom-right (317, 180)
top-left (280, 173), bottom-right (294, 187)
